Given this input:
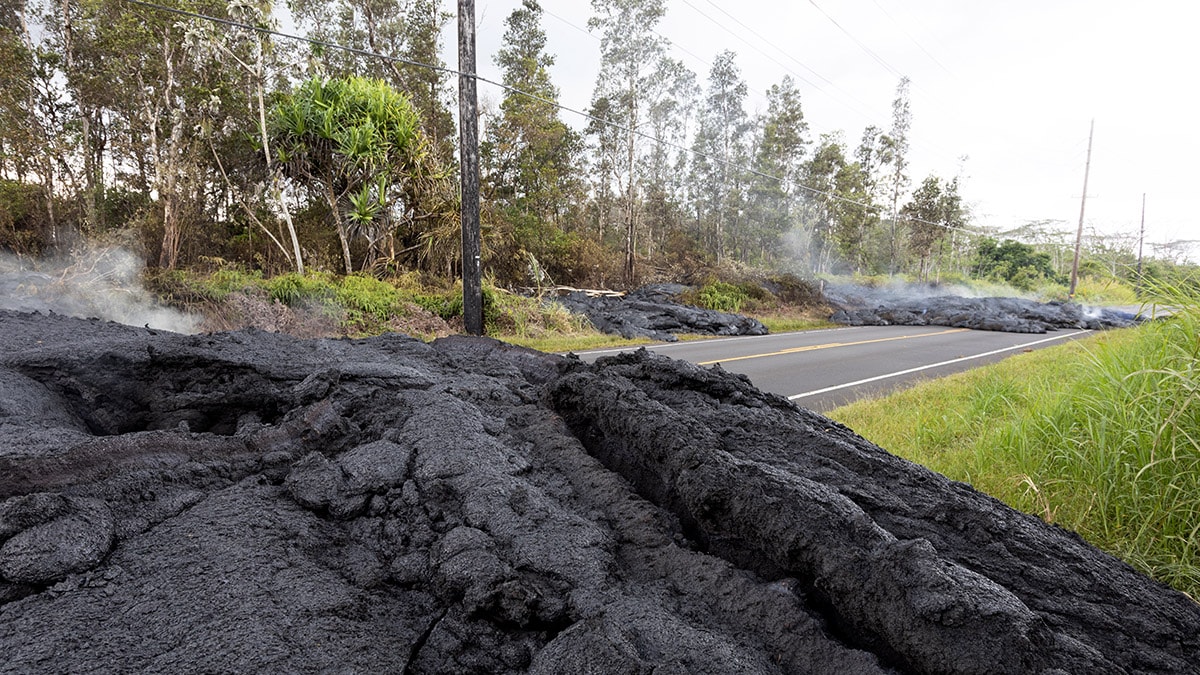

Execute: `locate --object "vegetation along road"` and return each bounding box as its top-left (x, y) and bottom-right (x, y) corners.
top-left (577, 325), bottom-right (1092, 412)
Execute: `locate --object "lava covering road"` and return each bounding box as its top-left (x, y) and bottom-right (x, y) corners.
top-left (826, 287), bottom-right (1141, 333)
top-left (1, 310), bottom-right (1196, 673)
top-left (553, 284), bottom-right (769, 342)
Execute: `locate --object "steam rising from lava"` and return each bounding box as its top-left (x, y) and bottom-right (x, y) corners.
top-left (0, 248), bottom-right (200, 334)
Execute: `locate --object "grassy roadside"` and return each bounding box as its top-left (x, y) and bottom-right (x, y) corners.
top-left (829, 294), bottom-right (1200, 599)
top-left (149, 268), bottom-right (833, 351)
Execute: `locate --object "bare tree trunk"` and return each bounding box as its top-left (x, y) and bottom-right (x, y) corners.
top-left (327, 186), bottom-right (353, 274)
top-left (253, 39), bottom-right (304, 275)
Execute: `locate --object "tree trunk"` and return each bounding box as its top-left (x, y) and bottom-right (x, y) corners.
top-left (328, 186), bottom-right (353, 274)
top-left (253, 37), bottom-right (304, 275)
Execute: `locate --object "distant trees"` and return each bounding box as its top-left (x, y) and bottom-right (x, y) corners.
top-left (974, 238), bottom-right (1058, 290)
top-left (3, 0), bottom-right (1190, 293)
top-left (747, 76), bottom-right (809, 263)
top-left (882, 77), bottom-right (912, 273)
top-left (799, 134), bottom-right (872, 274)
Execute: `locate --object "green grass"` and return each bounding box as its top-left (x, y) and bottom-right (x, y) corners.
top-left (757, 314), bottom-right (836, 334)
top-left (507, 333), bottom-right (655, 353)
top-left (829, 284), bottom-right (1200, 599)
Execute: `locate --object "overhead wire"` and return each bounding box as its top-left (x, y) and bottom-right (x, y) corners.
top-left (868, 0), bottom-right (955, 78)
top-left (805, 0), bottom-right (905, 80)
top-left (676, 0), bottom-right (878, 128)
top-left (685, 0), bottom-right (967, 168)
top-left (544, 2), bottom-right (830, 137)
top-left (118, 0), bottom-right (976, 236)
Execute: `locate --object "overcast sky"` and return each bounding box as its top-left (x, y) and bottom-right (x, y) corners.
top-left (455, 0), bottom-right (1199, 256)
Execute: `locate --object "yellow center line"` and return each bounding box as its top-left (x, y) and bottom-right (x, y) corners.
top-left (697, 328), bottom-right (970, 365)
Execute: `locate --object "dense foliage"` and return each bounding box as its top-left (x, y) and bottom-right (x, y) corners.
top-left (0, 0), bottom-right (1192, 291)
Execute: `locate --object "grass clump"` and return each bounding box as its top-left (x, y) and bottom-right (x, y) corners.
top-left (830, 281), bottom-right (1200, 598)
top-left (688, 281), bottom-right (751, 313)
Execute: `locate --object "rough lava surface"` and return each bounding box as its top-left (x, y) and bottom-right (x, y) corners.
top-left (825, 286), bottom-right (1141, 333)
top-left (554, 283), bottom-right (769, 342)
top-left (1, 309), bottom-right (1197, 674)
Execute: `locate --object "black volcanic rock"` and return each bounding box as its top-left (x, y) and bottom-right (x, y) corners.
top-left (554, 284), bottom-right (769, 341)
top-left (0, 309), bottom-right (1196, 673)
top-left (825, 287), bottom-right (1141, 333)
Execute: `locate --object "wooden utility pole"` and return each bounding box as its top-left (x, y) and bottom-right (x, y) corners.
top-left (1067, 119), bottom-right (1094, 299)
top-left (458, 0), bottom-right (483, 335)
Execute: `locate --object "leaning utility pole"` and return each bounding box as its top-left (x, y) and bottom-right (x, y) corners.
top-left (458, 0), bottom-right (483, 335)
top-left (1067, 119), bottom-right (1094, 299)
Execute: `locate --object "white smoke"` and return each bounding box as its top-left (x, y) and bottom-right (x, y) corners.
top-left (0, 247), bottom-right (202, 334)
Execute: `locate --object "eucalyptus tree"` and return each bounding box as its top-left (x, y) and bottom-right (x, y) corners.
top-left (641, 59), bottom-right (697, 259)
top-left (481, 0), bottom-right (583, 279)
top-left (583, 95), bottom-right (621, 244)
top-left (587, 0), bottom-right (682, 285)
top-left (0, 3), bottom-right (39, 194)
top-left (60, 0), bottom-right (234, 269)
top-left (271, 75), bottom-right (430, 274)
top-left (882, 76), bottom-right (912, 272)
top-left (747, 75), bottom-right (809, 262)
top-left (902, 174), bottom-right (965, 281)
top-left (800, 133), bottom-right (872, 273)
top-left (690, 50), bottom-right (750, 263)
top-left (288, 0), bottom-right (456, 166)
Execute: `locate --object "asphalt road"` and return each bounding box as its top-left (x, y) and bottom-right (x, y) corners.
top-left (574, 325), bottom-right (1093, 413)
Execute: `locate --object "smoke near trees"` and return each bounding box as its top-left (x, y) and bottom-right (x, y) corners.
top-left (0, 0), bottom-right (1187, 290)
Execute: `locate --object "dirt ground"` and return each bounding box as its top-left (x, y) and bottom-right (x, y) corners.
top-left (1, 309), bottom-right (1197, 673)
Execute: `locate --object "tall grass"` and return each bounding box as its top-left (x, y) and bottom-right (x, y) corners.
top-left (830, 281), bottom-right (1200, 598)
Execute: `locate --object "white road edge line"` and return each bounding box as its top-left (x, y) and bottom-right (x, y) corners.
top-left (787, 330), bottom-right (1092, 401)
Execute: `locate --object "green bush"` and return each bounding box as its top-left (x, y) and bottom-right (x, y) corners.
top-left (204, 269), bottom-right (262, 299)
top-left (335, 275), bottom-right (403, 322)
top-left (265, 273), bottom-right (333, 305)
top-left (692, 281), bottom-right (750, 313)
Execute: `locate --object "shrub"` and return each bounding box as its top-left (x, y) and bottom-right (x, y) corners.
top-left (692, 281), bottom-right (750, 313)
top-left (335, 275), bottom-right (402, 322)
top-left (265, 273), bottom-right (333, 305)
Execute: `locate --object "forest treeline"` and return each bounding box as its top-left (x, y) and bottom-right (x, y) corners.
top-left (1, 0), bottom-right (1192, 291)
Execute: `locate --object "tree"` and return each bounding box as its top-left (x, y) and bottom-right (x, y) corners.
top-left (271, 75), bottom-right (429, 274)
top-left (184, 0), bottom-right (305, 274)
top-left (288, 0), bottom-right (457, 167)
top-left (481, 0), bottom-right (583, 282)
top-left (747, 75), bottom-right (809, 262)
top-left (690, 50), bottom-right (749, 263)
top-left (799, 133), bottom-right (873, 274)
top-left (641, 58), bottom-right (697, 261)
top-left (902, 174), bottom-right (966, 281)
top-left (69, 0), bottom-right (232, 269)
top-left (973, 238), bottom-right (1057, 290)
top-left (882, 76), bottom-right (911, 273)
top-left (587, 0), bottom-right (680, 285)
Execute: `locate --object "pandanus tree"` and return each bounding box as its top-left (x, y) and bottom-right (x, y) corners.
top-left (270, 75), bottom-right (429, 274)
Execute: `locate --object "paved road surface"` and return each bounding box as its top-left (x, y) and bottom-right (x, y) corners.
top-left (574, 325), bottom-right (1093, 413)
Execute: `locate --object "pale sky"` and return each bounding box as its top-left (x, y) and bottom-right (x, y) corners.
top-left (457, 1), bottom-right (1200, 257)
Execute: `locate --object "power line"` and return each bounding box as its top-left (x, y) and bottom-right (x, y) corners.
top-left (868, 0), bottom-right (955, 78)
top-left (119, 0), bottom-right (972, 237)
top-left (806, 0), bottom-right (906, 80)
top-left (677, 0), bottom-right (877, 127)
top-left (540, 7), bottom-right (600, 43)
